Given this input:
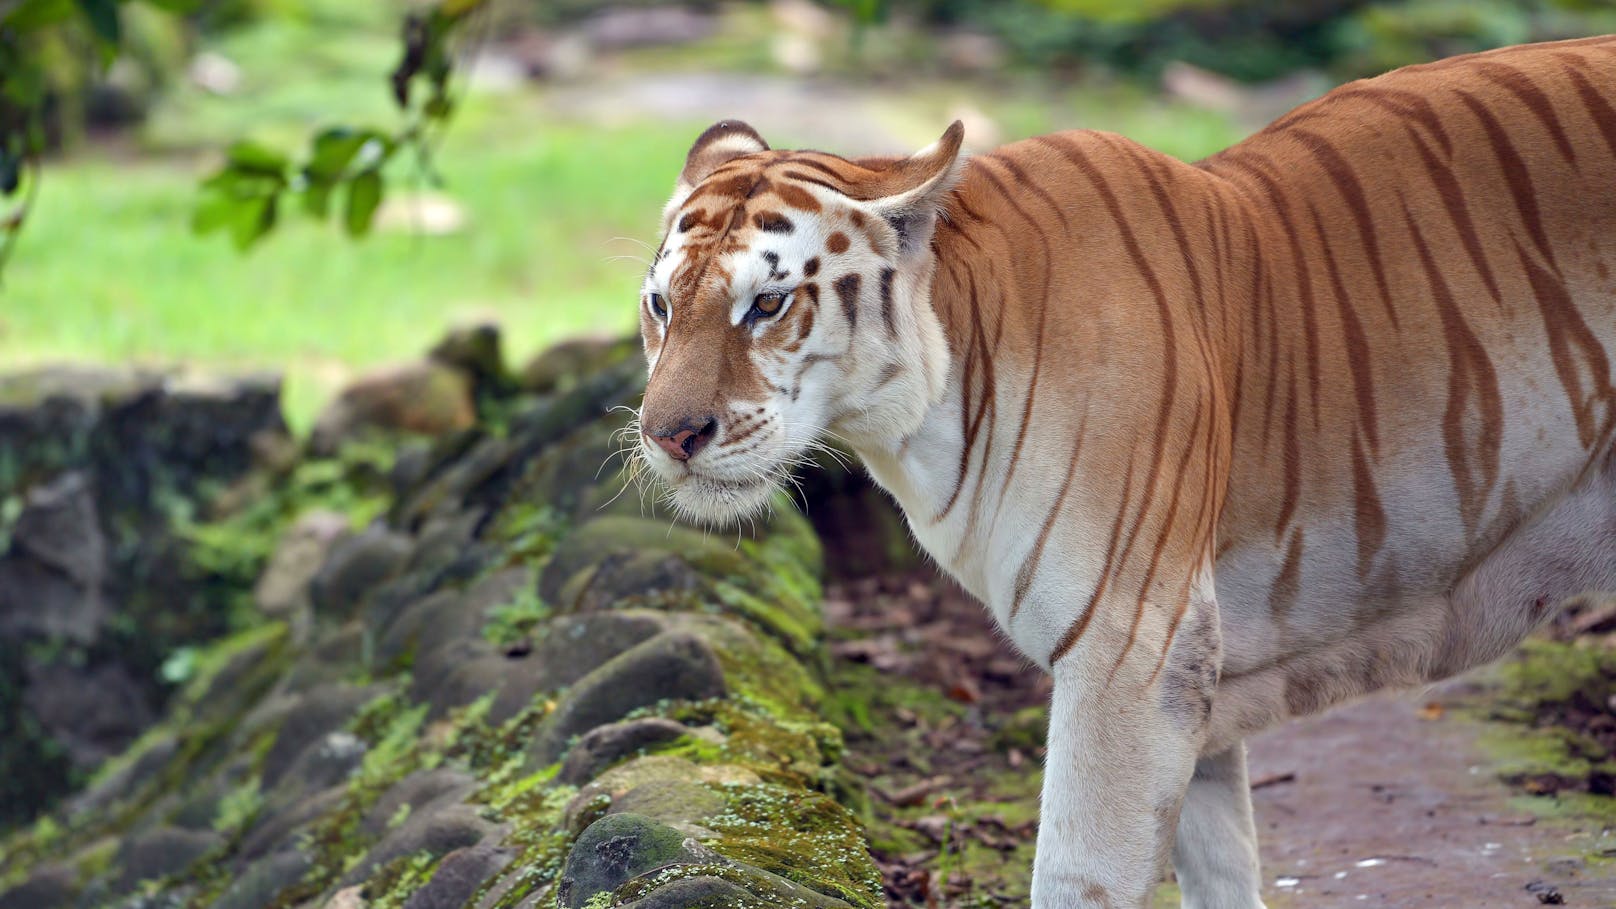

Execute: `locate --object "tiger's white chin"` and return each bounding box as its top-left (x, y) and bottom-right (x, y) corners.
top-left (661, 470), bottom-right (779, 527)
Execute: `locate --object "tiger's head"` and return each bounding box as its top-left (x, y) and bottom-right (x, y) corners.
top-left (636, 120), bottom-right (966, 525)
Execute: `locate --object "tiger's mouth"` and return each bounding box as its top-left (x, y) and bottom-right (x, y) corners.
top-left (656, 464), bottom-right (780, 526)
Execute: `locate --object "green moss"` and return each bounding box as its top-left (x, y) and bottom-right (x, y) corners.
top-left (212, 778), bottom-right (264, 837)
top-left (364, 850), bottom-right (442, 909)
top-left (702, 781), bottom-right (883, 909)
top-left (483, 588), bottom-right (553, 647)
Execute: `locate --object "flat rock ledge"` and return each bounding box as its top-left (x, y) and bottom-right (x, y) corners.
top-left (0, 349), bottom-right (884, 909)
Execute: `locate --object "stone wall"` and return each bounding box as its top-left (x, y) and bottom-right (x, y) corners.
top-left (0, 367), bottom-right (289, 828)
top-left (0, 346), bottom-right (885, 909)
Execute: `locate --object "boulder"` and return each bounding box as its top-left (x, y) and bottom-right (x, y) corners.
top-left (530, 631), bottom-right (727, 765)
top-left (428, 323), bottom-right (514, 402)
top-left (0, 471), bottom-right (107, 644)
top-left (555, 814), bottom-right (711, 909)
top-left (114, 826), bottom-right (223, 891)
top-left (340, 802), bottom-right (499, 887)
top-left (308, 526), bottom-right (413, 618)
top-left (310, 361), bottom-right (476, 456)
top-left (21, 660), bottom-right (154, 770)
top-left (402, 844), bottom-right (515, 909)
top-left (0, 864), bottom-right (78, 909)
top-left (211, 849), bottom-right (313, 909)
top-left (254, 510), bottom-right (351, 617)
top-left (519, 336), bottom-right (635, 396)
top-left (559, 718), bottom-right (692, 785)
top-left (260, 683), bottom-right (383, 787)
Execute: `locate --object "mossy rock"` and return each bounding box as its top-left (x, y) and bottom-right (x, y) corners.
top-left (530, 632), bottom-right (728, 767)
top-left (556, 813), bottom-right (711, 909)
top-left (539, 514), bottom-right (823, 659)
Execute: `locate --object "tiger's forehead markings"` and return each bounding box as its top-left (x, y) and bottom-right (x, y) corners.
top-left (664, 158), bottom-right (837, 304)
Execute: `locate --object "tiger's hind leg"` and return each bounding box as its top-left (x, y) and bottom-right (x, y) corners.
top-left (1172, 744), bottom-right (1267, 909)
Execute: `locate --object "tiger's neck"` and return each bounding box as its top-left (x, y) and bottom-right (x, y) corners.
top-left (846, 136), bottom-right (1256, 601)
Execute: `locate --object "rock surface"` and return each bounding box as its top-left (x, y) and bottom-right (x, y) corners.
top-left (0, 365), bottom-right (289, 828)
top-left (0, 337), bottom-right (883, 909)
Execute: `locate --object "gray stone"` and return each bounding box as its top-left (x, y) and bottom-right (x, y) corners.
top-left (562, 756), bottom-right (758, 836)
top-left (254, 510), bottom-right (351, 617)
top-left (532, 631), bottom-right (726, 765)
top-left (556, 814), bottom-right (708, 909)
top-left (309, 525), bottom-right (413, 618)
top-left (402, 844), bottom-right (515, 909)
top-left (263, 731), bottom-right (366, 810)
top-left (429, 323), bottom-right (515, 402)
top-left (406, 508), bottom-right (485, 578)
top-left (528, 611), bottom-right (671, 689)
top-left (340, 802), bottom-right (497, 887)
top-left (559, 718), bottom-right (691, 785)
top-left (0, 471), bottom-right (108, 644)
top-left (310, 360), bottom-right (476, 457)
top-left (167, 753), bottom-right (258, 830)
top-left (237, 785), bottom-right (348, 863)
top-left (212, 849), bottom-right (313, 909)
top-left (23, 661), bottom-right (154, 769)
top-left (260, 683), bottom-right (381, 787)
top-left (0, 863), bottom-right (77, 909)
top-left (376, 564), bottom-right (527, 669)
top-left (114, 826), bottom-right (223, 890)
top-left (519, 336), bottom-right (634, 396)
top-left (10, 471), bottom-right (103, 585)
top-left (361, 768), bottom-right (478, 837)
top-left (64, 732), bottom-right (178, 819)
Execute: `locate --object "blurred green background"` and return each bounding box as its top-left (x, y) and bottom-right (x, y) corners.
top-left (4, 0), bottom-right (1614, 431)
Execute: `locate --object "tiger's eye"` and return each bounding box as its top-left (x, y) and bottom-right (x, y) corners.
top-left (752, 292), bottom-right (787, 316)
top-left (648, 293), bottom-right (667, 318)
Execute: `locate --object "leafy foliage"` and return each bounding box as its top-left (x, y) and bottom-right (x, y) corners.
top-left (0, 0), bottom-right (489, 274)
top-left (191, 1), bottom-right (488, 249)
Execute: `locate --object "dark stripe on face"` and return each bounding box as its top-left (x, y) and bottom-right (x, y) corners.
top-left (754, 211), bottom-right (794, 233)
top-left (878, 267), bottom-right (897, 338)
top-left (781, 171), bottom-right (846, 194)
top-left (834, 273), bottom-right (862, 330)
top-left (827, 232), bottom-right (850, 254)
top-left (803, 256), bottom-right (820, 277)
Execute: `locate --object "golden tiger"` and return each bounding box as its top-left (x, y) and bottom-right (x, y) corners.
top-left (633, 35), bottom-right (1616, 909)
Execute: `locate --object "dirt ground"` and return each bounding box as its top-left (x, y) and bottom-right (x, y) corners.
top-left (824, 566), bottom-right (1616, 908)
top-left (1250, 687), bottom-right (1616, 908)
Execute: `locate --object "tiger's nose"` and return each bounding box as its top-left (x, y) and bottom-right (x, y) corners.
top-left (646, 417), bottom-right (717, 461)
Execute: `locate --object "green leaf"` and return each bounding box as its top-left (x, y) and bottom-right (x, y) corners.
top-left (225, 140), bottom-right (288, 178)
top-left (4, 0), bottom-right (78, 30)
top-left (74, 0), bottom-right (119, 48)
top-left (229, 193), bottom-right (277, 251)
top-left (190, 189), bottom-right (237, 235)
top-left (344, 171), bottom-right (382, 238)
top-left (305, 128), bottom-right (368, 180)
top-left (301, 181), bottom-right (331, 219)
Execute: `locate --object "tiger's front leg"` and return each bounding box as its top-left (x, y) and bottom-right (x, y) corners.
top-left (1029, 590), bottom-right (1223, 909)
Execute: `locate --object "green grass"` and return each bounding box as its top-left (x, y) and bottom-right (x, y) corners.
top-left (1, 105), bottom-right (691, 430)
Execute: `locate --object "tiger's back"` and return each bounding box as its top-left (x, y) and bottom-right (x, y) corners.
top-left (1181, 36), bottom-right (1616, 735)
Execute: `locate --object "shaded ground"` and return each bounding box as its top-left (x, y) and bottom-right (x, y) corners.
top-left (822, 564), bottom-right (1616, 908)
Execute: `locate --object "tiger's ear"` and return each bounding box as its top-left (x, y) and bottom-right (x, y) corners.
top-left (663, 120), bottom-right (770, 226)
top-left (853, 121), bottom-right (966, 260)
